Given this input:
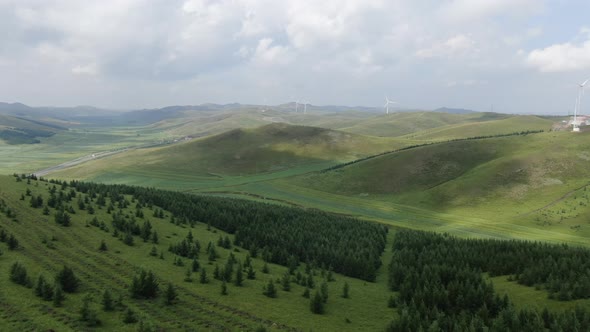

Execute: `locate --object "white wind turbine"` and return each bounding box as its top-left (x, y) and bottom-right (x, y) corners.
top-left (384, 96), bottom-right (397, 114)
top-left (303, 101), bottom-right (308, 115)
top-left (573, 78), bottom-right (589, 132)
top-left (295, 100), bottom-right (299, 113)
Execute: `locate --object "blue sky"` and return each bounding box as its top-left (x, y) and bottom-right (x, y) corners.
top-left (0, 0), bottom-right (589, 114)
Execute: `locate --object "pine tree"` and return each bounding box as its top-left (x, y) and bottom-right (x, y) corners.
top-left (123, 307), bottom-right (138, 324)
top-left (151, 230), bottom-right (159, 244)
top-left (55, 265), bottom-right (80, 293)
top-left (247, 265), bottom-right (256, 280)
top-left (263, 280), bottom-right (277, 298)
top-left (262, 262), bottom-right (269, 274)
top-left (149, 246), bottom-right (158, 257)
top-left (191, 258), bottom-right (200, 272)
top-left (342, 281), bottom-right (350, 299)
top-left (310, 291), bottom-right (324, 314)
top-left (302, 287), bottom-right (310, 298)
top-left (9, 262), bottom-right (30, 286)
top-left (53, 284), bottom-right (64, 307)
top-left (281, 272), bottom-right (291, 291)
top-left (200, 268), bottom-right (209, 284)
top-left (79, 294), bottom-right (101, 327)
top-left (184, 268), bottom-right (193, 282)
top-left (235, 265), bottom-right (244, 286)
top-left (164, 283), bottom-right (178, 305)
top-left (221, 280), bottom-right (228, 295)
top-left (7, 234), bottom-right (19, 250)
top-left (102, 289), bottom-right (114, 311)
top-left (320, 281), bottom-right (329, 303)
top-left (99, 240), bottom-right (108, 251)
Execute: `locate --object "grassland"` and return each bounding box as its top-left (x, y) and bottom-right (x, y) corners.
top-left (38, 115), bottom-right (590, 248)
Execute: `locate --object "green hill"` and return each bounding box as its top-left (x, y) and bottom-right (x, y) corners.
top-left (0, 114), bottom-right (64, 145)
top-left (293, 131), bottom-right (590, 224)
top-left (50, 123), bottom-right (404, 180)
top-left (336, 112), bottom-right (551, 138)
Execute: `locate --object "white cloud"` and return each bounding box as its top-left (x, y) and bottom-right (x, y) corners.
top-left (441, 0), bottom-right (542, 22)
top-left (526, 34), bottom-right (590, 72)
top-left (252, 38), bottom-right (291, 66)
top-left (72, 63), bottom-right (98, 76)
top-left (416, 34), bottom-right (476, 58)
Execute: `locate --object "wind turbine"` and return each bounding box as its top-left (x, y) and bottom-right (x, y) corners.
top-left (303, 101), bottom-right (308, 115)
top-left (573, 78), bottom-right (589, 132)
top-left (384, 97), bottom-right (397, 114)
top-left (295, 100), bottom-right (299, 113)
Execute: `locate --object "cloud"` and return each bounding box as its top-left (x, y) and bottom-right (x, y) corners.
top-left (72, 63), bottom-right (98, 76)
top-left (526, 34), bottom-right (590, 72)
top-left (252, 38), bottom-right (291, 66)
top-left (441, 0), bottom-right (542, 22)
top-left (416, 34), bottom-right (476, 58)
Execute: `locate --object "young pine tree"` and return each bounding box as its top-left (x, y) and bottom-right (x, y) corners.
top-left (310, 291), bottom-right (324, 314)
top-left (199, 268), bottom-right (209, 284)
top-left (263, 280), bottom-right (277, 298)
top-left (342, 281), bottom-right (350, 299)
top-left (102, 289), bottom-right (114, 311)
top-left (164, 283), bottom-right (178, 305)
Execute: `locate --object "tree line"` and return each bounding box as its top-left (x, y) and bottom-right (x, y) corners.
top-left (321, 130), bottom-right (545, 173)
top-left (40, 178), bottom-right (388, 281)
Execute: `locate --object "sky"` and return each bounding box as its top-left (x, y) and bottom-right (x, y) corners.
top-left (1, 0), bottom-right (590, 114)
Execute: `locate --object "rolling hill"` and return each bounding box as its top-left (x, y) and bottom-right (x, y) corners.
top-left (48, 123), bottom-right (405, 182)
top-left (336, 112), bottom-right (551, 138)
top-left (293, 130), bottom-right (590, 223)
top-left (0, 114), bottom-right (65, 144)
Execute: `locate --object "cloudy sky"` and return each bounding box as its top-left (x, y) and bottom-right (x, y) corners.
top-left (1, 0), bottom-right (589, 114)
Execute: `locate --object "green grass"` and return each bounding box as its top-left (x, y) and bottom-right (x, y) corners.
top-left (0, 175), bottom-right (395, 331)
top-left (49, 123), bottom-right (409, 181)
top-left (490, 275), bottom-right (590, 312)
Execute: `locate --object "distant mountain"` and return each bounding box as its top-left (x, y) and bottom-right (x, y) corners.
top-left (433, 107), bottom-right (476, 114)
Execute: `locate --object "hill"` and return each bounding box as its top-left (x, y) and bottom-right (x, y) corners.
top-left (48, 123), bottom-right (403, 182)
top-left (0, 114), bottom-right (65, 144)
top-left (335, 112), bottom-right (551, 138)
top-left (294, 131), bottom-right (590, 224)
top-left (0, 174), bottom-right (394, 331)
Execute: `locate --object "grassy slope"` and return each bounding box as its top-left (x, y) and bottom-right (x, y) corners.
top-left (194, 131), bottom-right (590, 247)
top-left (0, 175), bottom-right (395, 331)
top-left (333, 111), bottom-right (538, 137)
top-left (401, 114), bottom-right (553, 141)
top-left (49, 123), bottom-right (406, 181)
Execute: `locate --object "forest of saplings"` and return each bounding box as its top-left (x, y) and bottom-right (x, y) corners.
top-left (2, 174), bottom-right (590, 330)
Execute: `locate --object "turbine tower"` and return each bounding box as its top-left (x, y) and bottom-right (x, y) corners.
top-left (295, 100), bottom-right (299, 113)
top-left (384, 97), bottom-right (397, 114)
top-left (574, 78), bottom-right (589, 132)
top-left (303, 101), bottom-right (308, 115)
